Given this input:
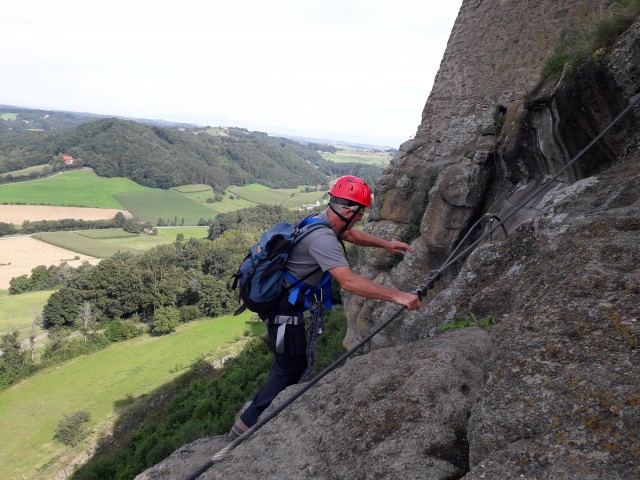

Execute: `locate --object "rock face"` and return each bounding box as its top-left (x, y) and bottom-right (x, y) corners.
top-left (345, 0), bottom-right (618, 348)
top-left (200, 328), bottom-right (493, 480)
top-left (137, 3), bottom-right (639, 479)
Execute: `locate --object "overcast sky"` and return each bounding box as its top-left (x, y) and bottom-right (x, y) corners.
top-left (1, 0), bottom-right (462, 147)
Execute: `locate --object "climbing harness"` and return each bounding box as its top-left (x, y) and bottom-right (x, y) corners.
top-left (183, 93), bottom-right (640, 480)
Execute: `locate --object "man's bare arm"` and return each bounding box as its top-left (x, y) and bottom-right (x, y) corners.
top-left (341, 228), bottom-right (413, 254)
top-left (329, 265), bottom-right (420, 310)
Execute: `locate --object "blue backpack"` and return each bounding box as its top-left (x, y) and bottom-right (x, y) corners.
top-left (229, 216), bottom-right (337, 316)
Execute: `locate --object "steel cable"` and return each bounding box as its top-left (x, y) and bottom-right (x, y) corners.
top-left (184, 93), bottom-right (639, 480)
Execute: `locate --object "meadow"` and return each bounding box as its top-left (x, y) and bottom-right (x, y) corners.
top-left (0, 164), bottom-right (50, 179)
top-left (226, 183), bottom-right (326, 208)
top-left (32, 226), bottom-right (210, 257)
top-left (174, 183), bottom-right (326, 213)
top-left (1, 170), bottom-right (327, 228)
top-left (0, 289), bottom-right (52, 340)
top-left (0, 169), bottom-right (149, 209)
top-left (320, 148), bottom-right (392, 168)
top-left (0, 311), bottom-right (262, 480)
top-left (0, 227), bottom-right (208, 289)
top-left (114, 189), bottom-right (216, 225)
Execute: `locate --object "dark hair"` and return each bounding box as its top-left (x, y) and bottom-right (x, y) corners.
top-left (329, 194), bottom-right (364, 208)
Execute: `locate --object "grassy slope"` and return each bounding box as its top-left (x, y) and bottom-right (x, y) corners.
top-left (177, 183), bottom-right (326, 213)
top-left (0, 169), bottom-right (149, 209)
top-left (114, 190), bottom-right (216, 225)
top-left (0, 289), bottom-right (52, 340)
top-left (1, 170), bottom-right (326, 225)
top-left (32, 227), bottom-right (210, 257)
top-left (226, 183), bottom-right (325, 208)
top-left (0, 164), bottom-right (50, 179)
top-left (320, 149), bottom-right (392, 168)
top-left (32, 232), bottom-right (131, 258)
top-left (96, 227), bottom-right (209, 253)
top-left (0, 311), bottom-right (260, 480)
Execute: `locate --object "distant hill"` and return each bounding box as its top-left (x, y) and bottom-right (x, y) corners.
top-left (275, 133), bottom-right (398, 152)
top-left (0, 106), bottom-right (385, 190)
top-left (0, 118), bottom-right (330, 190)
top-left (0, 104), bottom-right (197, 131)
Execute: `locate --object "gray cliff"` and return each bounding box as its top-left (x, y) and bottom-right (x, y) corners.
top-left (137, 1), bottom-right (639, 479)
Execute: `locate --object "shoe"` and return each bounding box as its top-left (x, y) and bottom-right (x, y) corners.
top-left (228, 423), bottom-right (246, 440)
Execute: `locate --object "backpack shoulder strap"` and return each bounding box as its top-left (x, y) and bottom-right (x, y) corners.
top-left (295, 214), bottom-right (347, 257)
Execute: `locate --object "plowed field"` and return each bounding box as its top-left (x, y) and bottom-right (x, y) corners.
top-left (0, 236), bottom-right (100, 289)
top-left (0, 205), bottom-right (131, 224)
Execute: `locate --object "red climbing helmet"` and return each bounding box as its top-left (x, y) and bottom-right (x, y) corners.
top-left (328, 175), bottom-right (371, 207)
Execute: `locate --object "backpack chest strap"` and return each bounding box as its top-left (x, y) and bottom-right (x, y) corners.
top-left (285, 271), bottom-right (333, 311)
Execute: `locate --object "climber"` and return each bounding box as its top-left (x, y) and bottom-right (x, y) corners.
top-left (229, 175), bottom-right (421, 439)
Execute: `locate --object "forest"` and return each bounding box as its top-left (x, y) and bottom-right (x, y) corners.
top-left (0, 117), bottom-right (383, 191)
top-left (0, 204), bottom-right (346, 389)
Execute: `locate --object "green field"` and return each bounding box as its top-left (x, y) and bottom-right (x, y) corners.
top-left (114, 189), bottom-right (216, 225)
top-left (177, 185), bottom-right (254, 213)
top-left (33, 227), bottom-right (210, 257)
top-left (33, 231), bottom-right (129, 258)
top-left (172, 184), bottom-right (212, 193)
top-left (0, 164), bottom-right (50, 179)
top-left (0, 169), bottom-right (150, 208)
top-left (0, 113), bottom-right (18, 121)
top-left (0, 311), bottom-right (261, 479)
top-left (226, 184), bottom-right (326, 209)
top-left (1, 169), bottom-right (327, 225)
top-left (174, 183), bottom-right (326, 214)
top-left (0, 289), bottom-right (52, 340)
top-left (320, 149), bottom-right (392, 168)
top-left (74, 229), bottom-right (139, 240)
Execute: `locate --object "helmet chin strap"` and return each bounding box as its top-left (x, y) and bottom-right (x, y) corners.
top-left (329, 204), bottom-right (363, 239)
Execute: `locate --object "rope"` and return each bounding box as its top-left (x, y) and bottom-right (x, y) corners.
top-left (183, 93), bottom-right (640, 480)
top-left (303, 300), bottom-right (326, 381)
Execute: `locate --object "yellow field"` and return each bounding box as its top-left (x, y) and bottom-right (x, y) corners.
top-left (0, 205), bottom-right (132, 224)
top-left (0, 237), bottom-right (100, 290)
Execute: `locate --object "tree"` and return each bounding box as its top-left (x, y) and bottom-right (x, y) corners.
top-left (28, 265), bottom-right (49, 291)
top-left (43, 288), bottom-right (81, 328)
top-left (8, 275), bottom-right (31, 295)
top-left (76, 302), bottom-right (95, 343)
top-left (114, 212), bottom-right (126, 228)
top-left (197, 276), bottom-right (234, 317)
top-left (0, 222), bottom-right (17, 237)
top-left (0, 331), bottom-right (33, 388)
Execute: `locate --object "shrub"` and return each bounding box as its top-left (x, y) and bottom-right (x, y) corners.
top-left (41, 335), bottom-right (110, 365)
top-left (540, 51), bottom-right (570, 80)
top-left (105, 319), bottom-right (143, 342)
top-left (179, 305), bottom-right (201, 323)
top-left (151, 307), bottom-right (180, 334)
top-left (436, 313), bottom-right (496, 333)
top-left (541, 1), bottom-right (640, 79)
top-left (54, 410), bottom-right (92, 446)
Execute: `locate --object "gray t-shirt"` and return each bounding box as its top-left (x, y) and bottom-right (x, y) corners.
top-left (286, 212), bottom-right (349, 286)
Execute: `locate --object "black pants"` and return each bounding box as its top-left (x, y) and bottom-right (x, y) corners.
top-left (240, 321), bottom-right (307, 428)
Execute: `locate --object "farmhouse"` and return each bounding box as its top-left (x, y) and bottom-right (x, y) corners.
top-left (299, 200), bottom-right (322, 211)
top-left (60, 155), bottom-right (74, 165)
